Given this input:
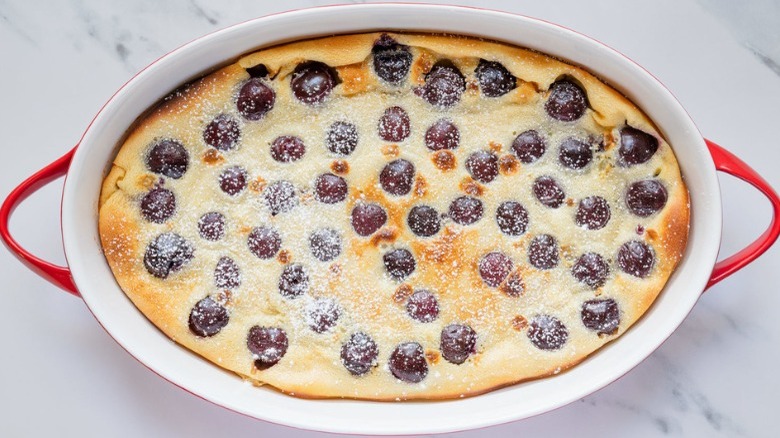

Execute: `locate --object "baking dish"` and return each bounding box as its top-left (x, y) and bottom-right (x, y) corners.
top-left (1, 4), bottom-right (779, 435)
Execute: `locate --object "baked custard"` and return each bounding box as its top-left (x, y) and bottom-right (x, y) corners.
top-left (99, 32), bottom-right (689, 400)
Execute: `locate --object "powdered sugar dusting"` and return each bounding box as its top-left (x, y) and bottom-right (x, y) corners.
top-left (99, 32), bottom-right (688, 400)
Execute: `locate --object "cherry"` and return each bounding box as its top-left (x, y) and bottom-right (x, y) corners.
top-left (237, 78), bottom-right (275, 120)
top-left (512, 130), bottom-right (545, 164)
top-left (146, 139), bottom-right (189, 179)
top-left (351, 203), bottom-right (388, 236)
top-left (290, 61), bottom-right (338, 104)
top-left (389, 342), bottom-right (428, 383)
top-left (407, 205), bottom-right (441, 237)
top-left (270, 135), bottom-right (305, 162)
top-left (448, 196), bottom-right (484, 225)
top-left (278, 263), bottom-right (309, 298)
top-left (188, 297), bottom-right (229, 337)
top-left (341, 332), bottom-right (379, 376)
top-left (204, 114), bottom-right (240, 151)
top-left (383, 248), bottom-right (416, 280)
top-left (406, 290), bottom-right (439, 323)
top-left (247, 326), bottom-right (288, 369)
top-left (379, 159), bottom-right (415, 196)
top-left (475, 59), bottom-right (516, 97)
top-left (425, 119), bottom-right (460, 151)
top-left (440, 324), bottom-right (477, 365)
top-left (528, 314), bottom-right (569, 350)
top-left (545, 79), bottom-right (587, 122)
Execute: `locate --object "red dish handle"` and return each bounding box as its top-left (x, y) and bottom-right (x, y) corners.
top-left (706, 139), bottom-right (780, 289)
top-left (0, 149), bottom-right (79, 297)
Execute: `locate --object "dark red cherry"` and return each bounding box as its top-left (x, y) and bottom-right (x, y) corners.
top-left (326, 121), bottom-right (359, 155)
top-left (380, 159), bottom-right (415, 196)
top-left (264, 180), bottom-right (297, 215)
top-left (383, 248), bottom-right (416, 280)
top-left (407, 205), bottom-right (441, 237)
top-left (372, 35), bottom-right (412, 85)
top-left (237, 78), bottom-right (275, 120)
top-left (533, 176), bottom-right (566, 208)
top-left (512, 130), bottom-right (546, 164)
top-left (440, 324), bottom-right (477, 365)
top-left (475, 59), bottom-right (516, 97)
top-left (528, 315), bottom-right (569, 350)
top-left (619, 126), bottom-right (658, 166)
top-left (626, 180), bottom-right (668, 217)
top-left (278, 263), bottom-right (309, 298)
top-left (545, 79), bottom-right (588, 122)
top-left (581, 298), bottom-right (620, 335)
top-left (448, 196), bottom-right (483, 225)
top-left (478, 252), bottom-right (513, 287)
top-left (466, 150), bottom-right (499, 183)
top-left (528, 234), bottom-right (559, 270)
top-left (290, 61), bottom-right (338, 104)
top-left (351, 203), bottom-right (388, 236)
top-left (247, 326), bottom-right (288, 369)
top-left (146, 139), bottom-right (189, 179)
top-left (219, 166), bottom-right (248, 196)
top-left (576, 196), bottom-right (611, 230)
top-left (496, 201), bottom-right (529, 236)
top-left (198, 212), bottom-right (225, 241)
top-left (378, 106), bottom-right (411, 142)
top-left (188, 297), bottom-right (229, 337)
top-left (309, 228), bottom-right (342, 262)
top-left (140, 188), bottom-right (175, 223)
top-left (306, 298), bottom-right (341, 333)
top-left (144, 232), bottom-right (194, 279)
top-left (341, 332), bottom-right (379, 376)
top-left (314, 173), bottom-right (348, 204)
top-left (417, 61), bottom-right (465, 108)
top-left (559, 137), bottom-right (593, 170)
top-left (204, 114), bottom-right (240, 151)
top-left (572, 252), bottom-right (609, 289)
top-left (406, 290), bottom-right (439, 323)
top-left (270, 136), bottom-right (306, 162)
top-left (425, 118), bottom-right (460, 151)
top-left (214, 256), bottom-right (241, 289)
top-left (389, 342), bottom-right (428, 383)
top-left (247, 226), bottom-right (281, 259)
top-left (617, 240), bottom-right (655, 278)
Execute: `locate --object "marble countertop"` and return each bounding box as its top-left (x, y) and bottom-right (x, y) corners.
top-left (1, 0), bottom-right (778, 437)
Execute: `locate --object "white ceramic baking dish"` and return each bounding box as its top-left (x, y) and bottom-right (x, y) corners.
top-left (2, 4), bottom-right (779, 435)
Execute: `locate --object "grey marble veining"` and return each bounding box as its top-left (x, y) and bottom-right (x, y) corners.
top-left (0, 1), bottom-right (778, 437)
top-left (699, 0), bottom-right (780, 76)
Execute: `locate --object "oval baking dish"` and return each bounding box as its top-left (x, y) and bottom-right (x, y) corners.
top-left (1, 4), bottom-right (779, 435)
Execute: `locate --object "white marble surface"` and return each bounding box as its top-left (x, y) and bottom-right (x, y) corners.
top-left (1, 0), bottom-right (778, 436)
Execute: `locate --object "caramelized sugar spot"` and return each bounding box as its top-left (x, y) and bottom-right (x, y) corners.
top-left (202, 149), bottom-right (224, 165)
top-left (414, 176), bottom-right (428, 197)
top-left (499, 154), bottom-right (519, 175)
top-left (432, 150), bottom-right (456, 171)
top-left (382, 144), bottom-right (399, 158)
top-left (460, 177), bottom-right (484, 196)
top-left (249, 177), bottom-right (267, 193)
top-left (330, 160), bottom-right (350, 175)
top-left (370, 227), bottom-right (399, 247)
top-left (511, 315), bottom-right (528, 331)
top-left (393, 283), bottom-right (414, 303)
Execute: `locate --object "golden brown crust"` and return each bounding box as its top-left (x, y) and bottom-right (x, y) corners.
top-left (98, 32), bottom-right (689, 400)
